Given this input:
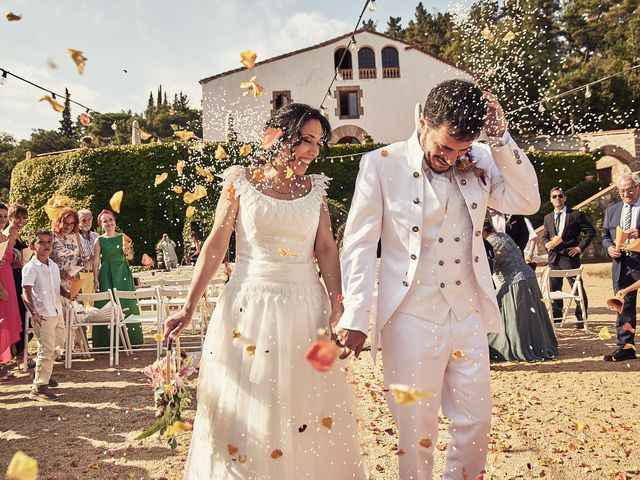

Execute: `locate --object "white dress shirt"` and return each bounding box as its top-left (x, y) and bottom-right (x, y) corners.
top-left (22, 256), bottom-right (64, 317)
top-left (553, 206), bottom-right (567, 237)
top-left (619, 200), bottom-right (640, 229)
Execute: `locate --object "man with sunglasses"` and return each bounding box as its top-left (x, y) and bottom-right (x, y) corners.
top-left (542, 187), bottom-right (595, 327)
top-left (601, 173), bottom-right (640, 362)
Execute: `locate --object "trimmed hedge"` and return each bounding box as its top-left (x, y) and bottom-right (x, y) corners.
top-left (9, 141), bottom-right (599, 263)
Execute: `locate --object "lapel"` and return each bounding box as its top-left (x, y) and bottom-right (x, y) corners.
top-left (612, 202), bottom-right (623, 227)
top-left (406, 130), bottom-right (442, 213)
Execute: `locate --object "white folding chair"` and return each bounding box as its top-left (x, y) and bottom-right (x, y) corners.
top-left (542, 266), bottom-right (588, 331)
top-left (112, 288), bottom-right (163, 358)
top-left (65, 290), bottom-right (121, 368)
top-left (161, 278), bottom-right (193, 288)
top-left (157, 286), bottom-right (207, 349)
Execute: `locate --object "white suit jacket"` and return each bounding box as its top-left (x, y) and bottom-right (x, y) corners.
top-left (338, 130), bottom-right (541, 356)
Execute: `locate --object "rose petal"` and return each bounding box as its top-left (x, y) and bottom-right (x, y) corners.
top-left (5, 451), bottom-right (38, 480)
top-left (240, 50), bottom-right (257, 70)
top-left (109, 191), bottom-right (123, 213)
top-left (154, 173), bottom-right (168, 186)
top-left (67, 48), bottom-right (87, 75)
top-left (305, 340), bottom-right (339, 372)
top-left (389, 384), bottom-right (433, 405)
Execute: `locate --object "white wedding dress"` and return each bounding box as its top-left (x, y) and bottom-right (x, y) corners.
top-left (184, 166), bottom-right (366, 479)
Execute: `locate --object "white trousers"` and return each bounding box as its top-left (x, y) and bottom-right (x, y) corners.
top-left (33, 314), bottom-right (65, 386)
top-left (381, 311), bottom-right (491, 480)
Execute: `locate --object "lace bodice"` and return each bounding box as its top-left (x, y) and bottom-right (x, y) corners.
top-left (221, 165), bottom-right (330, 265)
top-left (487, 232), bottom-right (535, 293)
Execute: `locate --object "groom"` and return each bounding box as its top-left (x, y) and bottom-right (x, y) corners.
top-left (337, 79), bottom-right (540, 479)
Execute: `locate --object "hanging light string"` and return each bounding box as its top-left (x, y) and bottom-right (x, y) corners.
top-left (319, 0), bottom-right (376, 112)
top-left (506, 63), bottom-right (640, 115)
top-left (0, 66), bottom-right (151, 134)
top-left (0, 67), bottom-right (116, 121)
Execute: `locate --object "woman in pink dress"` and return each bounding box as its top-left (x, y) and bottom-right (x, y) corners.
top-left (0, 203), bottom-right (21, 380)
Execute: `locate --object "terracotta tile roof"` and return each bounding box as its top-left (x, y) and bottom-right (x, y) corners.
top-left (199, 28), bottom-right (473, 85)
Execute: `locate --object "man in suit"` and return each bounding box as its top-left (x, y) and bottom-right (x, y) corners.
top-left (542, 187), bottom-right (595, 327)
top-left (337, 79), bottom-right (540, 480)
top-left (601, 173), bottom-right (640, 362)
top-left (488, 208), bottom-right (530, 251)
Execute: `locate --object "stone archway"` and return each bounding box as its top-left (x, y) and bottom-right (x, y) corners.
top-left (330, 125), bottom-right (369, 144)
top-left (598, 145), bottom-right (640, 171)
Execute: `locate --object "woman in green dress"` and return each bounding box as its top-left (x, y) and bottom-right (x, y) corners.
top-left (91, 209), bottom-right (142, 348)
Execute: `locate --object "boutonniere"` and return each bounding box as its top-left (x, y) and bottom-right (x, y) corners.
top-left (455, 153), bottom-right (487, 186)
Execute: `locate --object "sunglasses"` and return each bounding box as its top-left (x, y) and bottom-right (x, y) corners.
top-left (63, 221), bottom-right (76, 226)
top-left (551, 194), bottom-right (564, 199)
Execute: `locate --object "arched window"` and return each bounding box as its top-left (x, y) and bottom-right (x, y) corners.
top-left (381, 46), bottom-right (400, 78)
top-left (358, 47), bottom-right (376, 79)
top-left (334, 48), bottom-right (353, 80)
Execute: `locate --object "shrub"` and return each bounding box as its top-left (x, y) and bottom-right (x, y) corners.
top-left (9, 140), bottom-right (598, 263)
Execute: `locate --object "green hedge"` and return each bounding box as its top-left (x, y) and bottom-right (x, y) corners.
top-left (9, 141), bottom-right (600, 263)
top-left (528, 150), bottom-right (600, 198)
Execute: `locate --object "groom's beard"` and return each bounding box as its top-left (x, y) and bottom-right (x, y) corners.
top-left (79, 225), bottom-right (91, 234)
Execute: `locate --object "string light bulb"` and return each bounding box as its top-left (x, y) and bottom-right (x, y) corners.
top-left (349, 38), bottom-right (358, 52)
top-left (335, 68), bottom-right (343, 82)
top-left (327, 89), bottom-right (334, 99)
top-left (538, 102), bottom-right (546, 113)
top-left (368, 0), bottom-right (377, 12)
top-left (51, 92), bottom-right (57, 100)
top-left (111, 121), bottom-right (117, 131)
top-left (0, 69), bottom-right (7, 85)
top-left (584, 85), bottom-right (592, 98)
top-left (320, 105), bottom-right (328, 116)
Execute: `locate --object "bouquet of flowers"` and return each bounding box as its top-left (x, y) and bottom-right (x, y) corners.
top-left (136, 338), bottom-right (197, 449)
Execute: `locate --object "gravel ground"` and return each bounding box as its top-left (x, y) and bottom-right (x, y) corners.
top-left (1, 262), bottom-right (639, 480)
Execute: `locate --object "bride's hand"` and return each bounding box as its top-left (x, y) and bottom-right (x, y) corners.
top-left (328, 302), bottom-right (344, 338)
top-left (164, 309), bottom-right (192, 340)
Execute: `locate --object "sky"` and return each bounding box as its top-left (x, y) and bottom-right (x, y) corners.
top-left (0, 0), bottom-right (459, 141)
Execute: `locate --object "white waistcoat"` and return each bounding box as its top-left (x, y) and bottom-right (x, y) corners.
top-left (396, 170), bottom-right (479, 324)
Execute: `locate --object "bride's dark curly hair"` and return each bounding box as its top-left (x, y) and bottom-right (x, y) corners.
top-left (261, 103), bottom-right (332, 161)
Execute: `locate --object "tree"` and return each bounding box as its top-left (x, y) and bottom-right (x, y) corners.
top-left (156, 85), bottom-right (163, 111)
top-left (59, 88), bottom-right (75, 138)
top-left (401, 3), bottom-right (456, 60)
top-left (385, 16), bottom-right (404, 38)
top-left (145, 92), bottom-right (154, 118)
top-left (362, 19), bottom-right (377, 31)
top-left (551, 0), bottom-right (640, 132)
top-left (0, 133), bottom-right (18, 201)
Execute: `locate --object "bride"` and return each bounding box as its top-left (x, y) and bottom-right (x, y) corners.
top-left (164, 104), bottom-right (366, 479)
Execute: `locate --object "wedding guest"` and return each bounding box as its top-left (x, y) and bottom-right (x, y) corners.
top-left (488, 208), bottom-right (530, 252)
top-left (4, 204), bottom-right (30, 362)
top-left (523, 216), bottom-right (539, 270)
top-left (164, 103), bottom-right (366, 478)
top-left (23, 230), bottom-right (69, 400)
top-left (542, 187), bottom-right (595, 327)
top-left (77, 209), bottom-right (100, 295)
top-left (158, 234), bottom-right (178, 270)
top-left (0, 203), bottom-right (20, 380)
top-left (92, 210), bottom-right (142, 348)
top-left (338, 80), bottom-right (540, 479)
top-left (484, 219), bottom-right (558, 362)
top-left (188, 232), bottom-right (200, 265)
top-left (602, 173), bottom-right (640, 361)
top-left (51, 208), bottom-right (84, 299)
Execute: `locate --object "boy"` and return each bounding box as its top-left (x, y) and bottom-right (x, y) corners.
top-left (22, 230), bottom-right (70, 400)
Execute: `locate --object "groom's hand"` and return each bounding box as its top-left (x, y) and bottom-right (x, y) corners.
top-left (336, 328), bottom-right (367, 359)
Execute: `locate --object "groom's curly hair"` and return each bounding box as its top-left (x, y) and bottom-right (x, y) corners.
top-left (423, 79), bottom-right (486, 141)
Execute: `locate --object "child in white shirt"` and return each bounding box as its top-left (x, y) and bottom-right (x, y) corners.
top-left (22, 230), bottom-right (70, 400)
